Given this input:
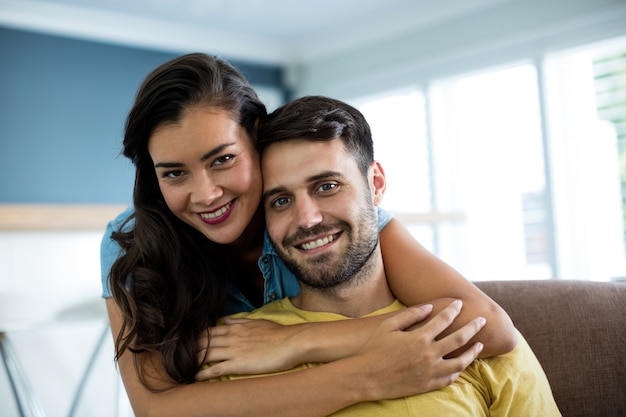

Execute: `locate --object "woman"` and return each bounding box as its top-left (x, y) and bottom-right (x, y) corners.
top-left (103, 53), bottom-right (515, 416)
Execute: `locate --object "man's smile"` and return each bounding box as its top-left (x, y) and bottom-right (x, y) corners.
top-left (298, 232), bottom-right (343, 251)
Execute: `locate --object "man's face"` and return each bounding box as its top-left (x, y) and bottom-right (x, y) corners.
top-left (262, 138), bottom-right (383, 289)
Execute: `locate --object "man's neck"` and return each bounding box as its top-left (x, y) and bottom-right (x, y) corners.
top-left (291, 252), bottom-right (395, 318)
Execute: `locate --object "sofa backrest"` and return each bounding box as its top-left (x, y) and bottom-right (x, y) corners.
top-left (476, 280), bottom-right (626, 417)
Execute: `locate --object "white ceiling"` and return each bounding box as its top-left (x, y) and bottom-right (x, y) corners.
top-left (0, 0), bottom-right (509, 64)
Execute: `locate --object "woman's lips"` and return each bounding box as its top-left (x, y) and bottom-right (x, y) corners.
top-left (198, 201), bottom-right (234, 225)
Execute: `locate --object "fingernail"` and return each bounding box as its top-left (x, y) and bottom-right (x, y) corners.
top-left (478, 317), bottom-right (486, 327)
top-left (419, 304), bottom-right (433, 312)
top-left (454, 299), bottom-right (463, 309)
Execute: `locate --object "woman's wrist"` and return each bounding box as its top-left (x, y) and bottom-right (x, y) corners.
top-left (286, 315), bottom-right (395, 364)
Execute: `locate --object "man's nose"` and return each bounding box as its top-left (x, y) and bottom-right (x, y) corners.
top-left (294, 196), bottom-right (323, 229)
top-left (190, 173), bottom-right (223, 205)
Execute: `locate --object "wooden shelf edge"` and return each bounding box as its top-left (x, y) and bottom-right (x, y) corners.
top-left (392, 211), bottom-right (465, 224)
top-left (0, 206), bottom-right (462, 231)
top-left (0, 204), bottom-right (128, 231)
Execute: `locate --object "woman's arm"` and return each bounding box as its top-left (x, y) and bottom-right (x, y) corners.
top-left (379, 218), bottom-right (517, 357)
top-left (200, 298), bottom-right (477, 377)
top-left (199, 219), bottom-right (512, 379)
top-left (108, 298), bottom-right (485, 417)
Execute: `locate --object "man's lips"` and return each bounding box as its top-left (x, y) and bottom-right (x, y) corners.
top-left (297, 232), bottom-right (342, 251)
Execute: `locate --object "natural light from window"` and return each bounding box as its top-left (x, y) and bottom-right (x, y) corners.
top-left (350, 38), bottom-right (626, 283)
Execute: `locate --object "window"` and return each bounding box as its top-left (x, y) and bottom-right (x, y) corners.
top-left (353, 89), bottom-right (442, 256)
top-left (351, 37), bottom-right (626, 282)
top-left (429, 64), bottom-right (550, 280)
top-left (543, 41), bottom-right (626, 281)
top-left (593, 48), bottom-right (626, 251)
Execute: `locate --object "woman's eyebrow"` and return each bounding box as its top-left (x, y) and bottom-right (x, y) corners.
top-left (154, 161), bottom-right (182, 169)
top-left (154, 143), bottom-right (235, 168)
top-left (199, 143), bottom-right (235, 162)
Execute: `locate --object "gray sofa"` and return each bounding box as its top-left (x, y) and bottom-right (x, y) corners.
top-left (475, 280), bottom-right (626, 417)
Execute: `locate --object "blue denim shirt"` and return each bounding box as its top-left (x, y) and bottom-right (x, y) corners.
top-left (100, 206), bottom-right (392, 316)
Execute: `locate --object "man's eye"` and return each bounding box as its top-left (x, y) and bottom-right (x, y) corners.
top-left (213, 155), bottom-right (234, 166)
top-left (317, 183), bottom-right (337, 193)
top-left (271, 197), bottom-right (290, 208)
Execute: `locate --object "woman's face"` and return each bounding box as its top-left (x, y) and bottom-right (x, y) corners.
top-left (148, 105), bottom-right (263, 245)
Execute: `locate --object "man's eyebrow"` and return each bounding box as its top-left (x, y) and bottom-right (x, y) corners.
top-left (262, 171), bottom-right (343, 203)
top-left (154, 143), bottom-right (235, 168)
top-left (309, 171), bottom-right (343, 182)
top-left (262, 186), bottom-right (286, 204)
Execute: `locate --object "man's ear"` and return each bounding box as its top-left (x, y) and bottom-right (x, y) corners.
top-left (254, 118), bottom-right (261, 138)
top-left (369, 161), bottom-right (386, 206)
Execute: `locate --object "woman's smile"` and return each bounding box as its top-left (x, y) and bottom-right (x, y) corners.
top-left (198, 199), bottom-right (235, 225)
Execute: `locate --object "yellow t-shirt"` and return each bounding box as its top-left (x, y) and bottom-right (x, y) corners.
top-left (214, 298), bottom-right (562, 417)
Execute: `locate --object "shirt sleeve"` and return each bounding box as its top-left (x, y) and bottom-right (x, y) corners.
top-left (378, 206), bottom-right (393, 230)
top-left (100, 206), bottom-right (134, 298)
top-left (479, 331), bottom-right (562, 417)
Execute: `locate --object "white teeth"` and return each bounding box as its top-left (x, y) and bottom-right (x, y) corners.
top-left (200, 203), bottom-right (231, 219)
top-left (301, 234), bottom-right (335, 251)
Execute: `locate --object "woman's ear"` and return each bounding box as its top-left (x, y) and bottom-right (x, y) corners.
top-left (369, 161), bottom-right (386, 206)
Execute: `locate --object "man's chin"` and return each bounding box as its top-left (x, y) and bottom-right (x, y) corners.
top-left (295, 264), bottom-right (350, 289)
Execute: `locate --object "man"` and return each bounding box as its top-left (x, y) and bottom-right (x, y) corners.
top-left (215, 96), bottom-right (561, 416)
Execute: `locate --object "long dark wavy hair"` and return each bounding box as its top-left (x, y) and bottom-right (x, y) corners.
top-left (109, 53), bottom-right (267, 389)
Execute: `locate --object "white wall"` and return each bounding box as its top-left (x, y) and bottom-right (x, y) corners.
top-left (0, 230), bottom-right (129, 417)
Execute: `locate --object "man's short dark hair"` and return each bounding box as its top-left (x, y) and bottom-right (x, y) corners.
top-left (258, 95), bottom-right (374, 176)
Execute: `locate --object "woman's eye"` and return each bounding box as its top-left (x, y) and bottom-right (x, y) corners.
top-left (213, 154), bottom-right (234, 166)
top-left (164, 170), bottom-right (184, 179)
top-left (271, 196), bottom-right (290, 208)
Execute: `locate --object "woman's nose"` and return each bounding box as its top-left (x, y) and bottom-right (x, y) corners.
top-left (189, 174), bottom-right (223, 205)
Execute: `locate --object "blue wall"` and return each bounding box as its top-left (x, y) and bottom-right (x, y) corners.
top-left (0, 27), bottom-right (285, 203)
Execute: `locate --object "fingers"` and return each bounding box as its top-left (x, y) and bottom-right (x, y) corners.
top-left (381, 303), bottom-right (434, 331)
top-left (432, 341), bottom-right (484, 389)
top-left (207, 324), bottom-right (229, 337)
top-left (453, 341), bottom-right (484, 368)
top-left (196, 323), bottom-right (238, 365)
top-left (404, 299), bottom-right (486, 367)
top-left (196, 329), bottom-right (210, 365)
top-left (436, 315), bottom-right (486, 357)
top-left (207, 319), bottom-right (251, 338)
top-left (410, 299), bottom-right (462, 335)
top-left (195, 363), bottom-right (222, 381)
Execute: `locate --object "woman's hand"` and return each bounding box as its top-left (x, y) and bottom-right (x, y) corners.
top-left (197, 318), bottom-right (303, 380)
top-left (353, 300), bottom-right (486, 400)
